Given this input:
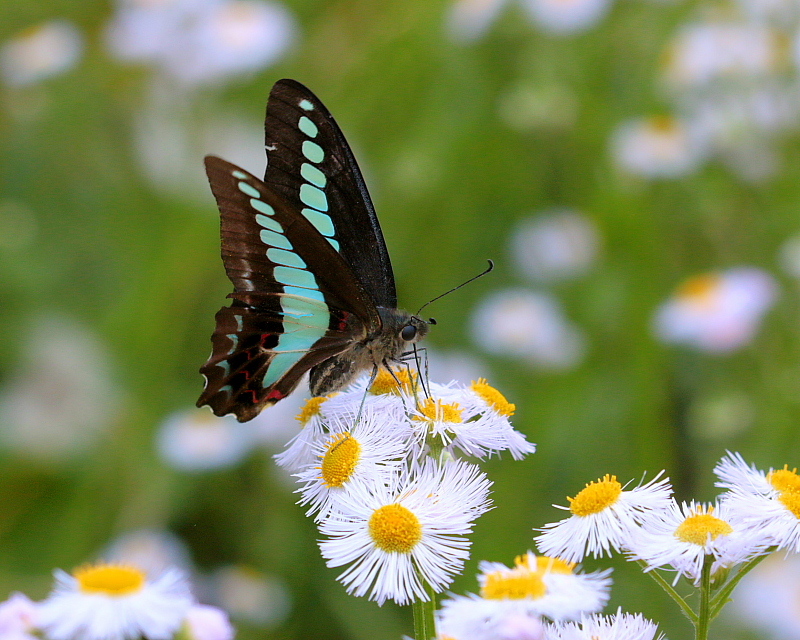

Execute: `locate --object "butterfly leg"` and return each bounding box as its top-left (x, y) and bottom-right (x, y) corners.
top-left (353, 364), bottom-right (380, 425)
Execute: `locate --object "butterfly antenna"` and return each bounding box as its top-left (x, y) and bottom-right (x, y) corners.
top-left (416, 260), bottom-right (495, 317)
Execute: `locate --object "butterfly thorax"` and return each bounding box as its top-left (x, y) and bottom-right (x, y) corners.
top-left (308, 307), bottom-right (428, 397)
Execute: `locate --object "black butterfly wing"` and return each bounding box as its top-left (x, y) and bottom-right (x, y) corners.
top-left (197, 157), bottom-right (381, 422)
top-left (262, 79), bottom-right (397, 308)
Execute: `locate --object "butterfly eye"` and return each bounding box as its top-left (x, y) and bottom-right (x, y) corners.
top-left (400, 324), bottom-right (417, 341)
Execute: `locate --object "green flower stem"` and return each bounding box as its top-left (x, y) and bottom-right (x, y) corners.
top-left (695, 555), bottom-right (713, 640)
top-left (412, 581), bottom-right (438, 640)
top-left (637, 560), bottom-right (698, 624)
top-left (709, 551), bottom-right (773, 619)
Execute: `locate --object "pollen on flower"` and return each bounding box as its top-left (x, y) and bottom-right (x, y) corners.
top-left (674, 506), bottom-right (733, 545)
top-left (320, 432), bottom-right (361, 488)
top-left (413, 398), bottom-right (463, 423)
top-left (368, 503), bottom-right (422, 553)
top-left (74, 563), bottom-right (146, 596)
top-left (517, 554), bottom-right (575, 575)
top-left (471, 378), bottom-right (516, 416)
top-left (778, 490), bottom-right (800, 518)
top-left (481, 569), bottom-right (547, 600)
top-left (296, 396), bottom-right (329, 425)
top-left (768, 466), bottom-right (800, 493)
top-left (677, 273), bottom-right (720, 307)
top-left (568, 475), bottom-right (622, 517)
top-left (369, 368), bottom-right (417, 395)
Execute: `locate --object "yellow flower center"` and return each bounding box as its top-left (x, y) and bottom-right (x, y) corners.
top-left (568, 475), bottom-right (622, 517)
top-left (320, 432), bottom-right (361, 487)
top-left (368, 503), bottom-right (422, 553)
top-left (481, 569), bottom-right (547, 600)
top-left (768, 466), bottom-right (800, 493)
top-left (677, 273), bottom-right (721, 307)
top-left (778, 490), bottom-right (800, 519)
top-left (470, 378), bottom-right (515, 416)
top-left (296, 396), bottom-right (330, 425)
top-left (370, 368), bottom-right (417, 395)
top-left (674, 507), bottom-right (733, 546)
top-left (413, 398), bottom-right (463, 423)
top-left (529, 556), bottom-right (575, 575)
top-left (74, 563), bottom-right (146, 596)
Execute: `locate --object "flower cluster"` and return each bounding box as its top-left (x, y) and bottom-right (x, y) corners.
top-left (274, 370), bottom-right (535, 605)
top-left (0, 562), bottom-right (234, 640)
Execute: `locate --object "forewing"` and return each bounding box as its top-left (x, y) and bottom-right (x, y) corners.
top-left (263, 78), bottom-right (397, 308)
top-left (198, 156), bottom-right (377, 421)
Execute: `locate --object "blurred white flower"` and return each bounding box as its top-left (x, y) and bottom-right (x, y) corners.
top-left (654, 268), bottom-right (778, 353)
top-left (0, 21), bottom-right (83, 87)
top-left (0, 315), bottom-right (122, 461)
top-left (183, 604), bottom-right (234, 640)
top-left (211, 565), bottom-right (290, 626)
top-left (511, 210), bottom-right (599, 282)
top-left (521, 0), bottom-right (611, 34)
top-left (106, 0), bottom-right (295, 86)
top-left (104, 530), bottom-right (193, 578)
top-left (663, 22), bottom-right (783, 88)
top-left (726, 553), bottom-right (800, 640)
top-left (157, 408), bottom-right (256, 471)
top-left (36, 564), bottom-right (193, 640)
top-left (447, 0), bottom-right (510, 42)
top-left (0, 593), bottom-right (37, 640)
top-left (471, 289), bottom-right (585, 370)
top-left (611, 115), bottom-right (708, 179)
top-left (426, 349), bottom-right (487, 385)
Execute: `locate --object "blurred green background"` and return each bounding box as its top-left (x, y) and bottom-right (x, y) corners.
top-left (2, 0), bottom-right (800, 638)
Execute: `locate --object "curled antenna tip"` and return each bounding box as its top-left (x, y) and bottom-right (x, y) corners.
top-left (415, 259), bottom-right (496, 316)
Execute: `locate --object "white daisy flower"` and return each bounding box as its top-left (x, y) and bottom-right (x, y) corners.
top-left (157, 407), bottom-right (256, 471)
top-left (426, 379), bottom-right (536, 460)
top-left (1, 21), bottom-right (83, 87)
top-left (318, 459), bottom-right (492, 605)
top-left (718, 459), bottom-right (800, 553)
top-left (36, 563), bottom-right (193, 640)
top-left (611, 115), bottom-right (708, 179)
top-left (294, 407), bottom-right (409, 520)
top-left (438, 552), bottom-right (610, 636)
top-left (471, 289), bottom-right (585, 370)
top-left (521, 0), bottom-right (611, 34)
top-left (274, 395), bottom-right (337, 472)
top-left (0, 592), bottom-right (37, 640)
top-left (106, 0), bottom-right (295, 86)
top-left (511, 210), bottom-right (599, 283)
top-left (627, 500), bottom-right (768, 584)
top-left (535, 474), bottom-right (672, 562)
top-left (183, 604), bottom-right (234, 640)
top-left (446, 0), bottom-right (510, 42)
top-left (654, 268), bottom-right (778, 353)
top-left (546, 610), bottom-right (665, 640)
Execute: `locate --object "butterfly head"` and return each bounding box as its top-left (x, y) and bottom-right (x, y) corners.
top-left (398, 315), bottom-right (431, 344)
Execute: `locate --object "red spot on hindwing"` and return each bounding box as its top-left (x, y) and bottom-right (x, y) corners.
top-left (266, 389), bottom-right (286, 402)
top-left (337, 311), bottom-right (351, 332)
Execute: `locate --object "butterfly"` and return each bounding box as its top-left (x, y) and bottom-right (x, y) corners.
top-left (197, 79), bottom-right (430, 422)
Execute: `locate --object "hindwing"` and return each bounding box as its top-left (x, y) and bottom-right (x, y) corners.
top-left (198, 157), bottom-right (379, 421)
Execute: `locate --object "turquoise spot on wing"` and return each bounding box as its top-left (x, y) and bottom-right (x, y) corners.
top-left (256, 214), bottom-right (282, 233)
top-left (298, 116), bottom-right (318, 138)
top-left (263, 352), bottom-right (305, 387)
top-left (281, 295), bottom-right (327, 319)
top-left (232, 170), bottom-right (247, 179)
top-left (284, 285), bottom-right (325, 301)
top-left (274, 327), bottom-right (323, 353)
top-left (299, 99), bottom-right (314, 111)
top-left (251, 199), bottom-right (275, 216)
top-left (260, 228), bottom-right (292, 250)
top-left (301, 163), bottom-right (326, 188)
top-left (300, 184), bottom-right (329, 212)
top-left (238, 181), bottom-right (260, 198)
top-left (226, 334), bottom-right (239, 351)
top-left (274, 266), bottom-right (318, 290)
top-left (235, 316), bottom-right (243, 331)
top-left (216, 360), bottom-right (231, 376)
top-left (267, 248), bottom-right (306, 268)
top-left (301, 208), bottom-right (335, 237)
top-left (327, 238), bottom-right (340, 251)
top-left (302, 140), bottom-right (324, 164)
top-left (219, 385), bottom-right (233, 395)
